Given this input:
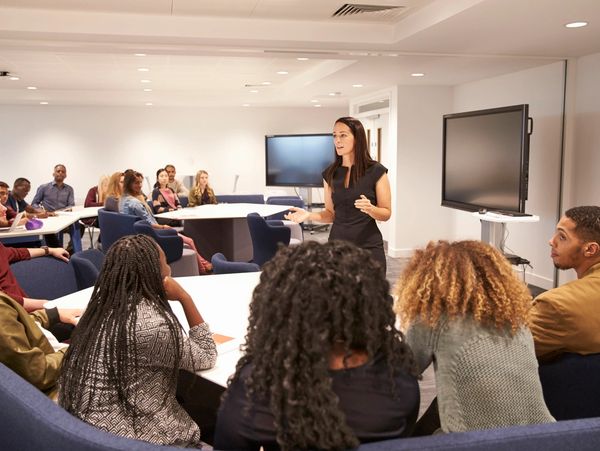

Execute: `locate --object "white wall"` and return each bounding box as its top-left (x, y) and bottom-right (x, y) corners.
top-left (450, 62), bottom-right (566, 289)
top-left (0, 105), bottom-right (346, 203)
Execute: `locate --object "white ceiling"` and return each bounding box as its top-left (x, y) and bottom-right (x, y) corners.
top-left (0, 0), bottom-right (599, 107)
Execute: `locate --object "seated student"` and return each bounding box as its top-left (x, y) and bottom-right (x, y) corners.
top-left (188, 170), bottom-right (217, 207)
top-left (58, 234), bottom-right (217, 447)
top-left (6, 177), bottom-right (49, 217)
top-left (395, 240), bottom-right (554, 434)
top-left (84, 175), bottom-right (110, 208)
top-left (103, 171), bottom-right (124, 212)
top-left (0, 182), bottom-right (27, 228)
top-left (119, 170), bottom-right (212, 273)
top-left (214, 241), bottom-right (419, 450)
top-left (529, 205), bottom-right (600, 361)
top-left (152, 168), bottom-right (182, 214)
top-left (0, 240), bottom-right (69, 312)
top-left (165, 164), bottom-right (189, 197)
top-left (0, 291), bottom-right (80, 398)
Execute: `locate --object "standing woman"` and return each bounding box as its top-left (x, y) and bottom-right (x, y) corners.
top-left (286, 117), bottom-right (391, 273)
top-left (59, 234), bottom-right (217, 446)
top-left (188, 170), bottom-right (217, 207)
top-left (152, 168), bottom-right (182, 214)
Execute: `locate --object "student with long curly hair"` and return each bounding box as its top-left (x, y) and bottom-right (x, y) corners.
top-left (395, 240), bottom-right (554, 434)
top-left (214, 240), bottom-right (419, 451)
top-left (188, 170), bottom-right (217, 207)
top-left (58, 234), bottom-right (217, 446)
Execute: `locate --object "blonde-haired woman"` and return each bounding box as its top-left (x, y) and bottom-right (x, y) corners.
top-left (188, 170), bottom-right (216, 207)
top-left (84, 175), bottom-right (110, 208)
top-left (104, 172), bottom-right (124, 212)
top-left (395, 240), bottom-right (553, 434)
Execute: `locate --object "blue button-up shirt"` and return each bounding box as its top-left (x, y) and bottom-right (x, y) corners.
top-left (31, 181), bottom-right (74, 211)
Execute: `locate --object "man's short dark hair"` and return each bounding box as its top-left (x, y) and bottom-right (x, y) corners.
top-left (164, 164), bottom-right (175, 170)
top-left (0, 181), bottom-right (9, 189)
top-left (13, 177), bottom-right (30, 186)
top-left (565, 206), bottom-right (600, 243)
top-left (54, 164), bottom-right (66, 170)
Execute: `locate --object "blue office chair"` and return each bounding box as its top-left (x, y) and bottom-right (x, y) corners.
top-left (216, 194), bottom-right (265, 204)
top-left (246, 213), bottom-right (291, 267)
top-left (538, 352), bottom-right (600, 420)
top-left (265, 196), bottom-right (305, 221)
top-left (97, 208), bottom-right (140, 253)
top-left (133, 220), bottom-right (182, 263)
top-left (211, 252), bottom-right (260, 274)
top-left (179, 195), bottom-right (189, 208)
top-left (0, 363), bottom-right (184, 451)
top-left (10, 257), bottom-right (80, 299)
top-left (70, 249), bottom-right (105, 289)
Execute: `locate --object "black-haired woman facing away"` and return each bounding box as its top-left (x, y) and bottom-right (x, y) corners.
top-left (285, 117), bottom-right (391, 273)
top-left (214, 240), bottom-right (419, 451)
top-left (58, 234), bottom-right (217, 447)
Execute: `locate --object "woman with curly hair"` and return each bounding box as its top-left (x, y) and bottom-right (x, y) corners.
top-left (395, 240), bottom-right (553, 434)
top-left (188, 170), bottom-right (217, 207)
top-left (214, 240), bottom-right (419, 451)
top-left (58, 234), bottom-right (217, 446)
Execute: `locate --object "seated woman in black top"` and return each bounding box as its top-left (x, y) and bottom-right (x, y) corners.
top-left (214, 240), bottom-right (419, 451)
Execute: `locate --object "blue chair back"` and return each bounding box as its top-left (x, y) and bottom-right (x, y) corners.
top-left (539, 352), bottom-right (600, 420)
top-left (211, 252), bottom-right (260, 274)
top-left (266, 196), bottom-right (305, 220)
top-left (216, 194), bottom-right (265, 204)
top-left (97, 208), bottom-right (140, 253)
top-left (246, 213), bottom-right (291, 267)
top-left (10, 257), bottom-right (80, 299)
top-left (70, 249), bottom-right (105, 289)
top-left (133, 220), bottom-right (183, 263)
top-left (0, 363), bottom-right (183, 451)
top-left (179, 195), bottom-right (189, 208)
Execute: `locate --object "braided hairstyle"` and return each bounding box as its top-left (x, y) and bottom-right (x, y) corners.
top-left (58, 234), bottom-right (184, 428)
top-left (231, 240), bottom-right (415, 451)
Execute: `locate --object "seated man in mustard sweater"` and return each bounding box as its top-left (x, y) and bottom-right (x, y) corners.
top-left (529, 206), bottom-right (600, 361)
top-left (0, 291), bottom-right (80, 398)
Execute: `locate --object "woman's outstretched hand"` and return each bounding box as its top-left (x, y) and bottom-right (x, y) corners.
top-left (284, 206), bottom-right (310, 223)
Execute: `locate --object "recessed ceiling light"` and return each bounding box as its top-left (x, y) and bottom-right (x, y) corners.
top-left (314, 104), bottom-right (322, 108)
top-left (388, 53), bottom-right (399, 57)
top-left (140, 79), bottom-right (151, 83)
top-left (310, 99), bottom-right (319, 103)
top-left (145, 102), bottom-right (153, 106)
top-left (328, 92), bottom-right (336, 96)
top-left (27, 86), bottom-right (37, 90)
top-left (411, 73), bottom-right (425, 77)
top-left (134, 53), bottom-right (147, 57)
top-left (249, 89), bottom-right (258, 93)
top-left (242, 103), bottom-right (250, 107)
top-left (352, 84), bottom-right (363, 88)
top-left (276, 71), bottom-right (289, 75)
top-left (297, 57), bottom-right (309, 61)
top-left (565, 21), bottom-right (588, 28)
top-left (9, 76), bottom-right (19, 81)
top-left (261, 81), bottom-right (271, 86)
top-left (137, 68), bottom-right (150, 72)
top-left (39, 101), bottom-right (48, 105)
top-left (143, 88), bottom-right (152, 92)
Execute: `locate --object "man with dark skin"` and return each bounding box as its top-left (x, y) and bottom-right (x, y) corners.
top-left (7, 178), bottom-right (50, 218)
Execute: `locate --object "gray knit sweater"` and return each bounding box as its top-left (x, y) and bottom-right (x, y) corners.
top-left (406, 316), bottom-right (554, 432)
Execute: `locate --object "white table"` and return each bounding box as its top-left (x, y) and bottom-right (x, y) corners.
top-left (156, 203), bottom-right (291, 261)
top-left (49, 271), bottom-right (260, 387)
top-left (0, 214), bottom-right (84, 251)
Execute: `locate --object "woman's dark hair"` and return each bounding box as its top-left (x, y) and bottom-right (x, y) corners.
top-left (123, 170), bottom-right (143, 195)
top-left (323, 116), bottom-right (375, 189)
top-left (154, 168), bottom-right (168, 189)
top-left (58, 235), bottom-right (184, 430)
top-left (231, 240), bottom-right (415, 451)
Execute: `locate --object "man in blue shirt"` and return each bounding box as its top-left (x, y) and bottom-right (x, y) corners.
top-left (32, 164), bottom-right (74, 212)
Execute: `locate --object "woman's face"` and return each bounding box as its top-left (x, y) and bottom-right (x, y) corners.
top-left (333, 122), bottom-right (355, 158)
top-left (100, 178), bottom-right (109, 193)
top-left (119, 175), bottom-right (124, 190)
top-left (132, 176), bottom-right (143, 195)
top-left (198, 172), bottom-right (208, 188)
top-left (158, 170), bottom-right (169, 188)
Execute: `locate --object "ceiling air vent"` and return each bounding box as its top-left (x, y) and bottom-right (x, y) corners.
top-left (332, 3), bottom-right (406, 21)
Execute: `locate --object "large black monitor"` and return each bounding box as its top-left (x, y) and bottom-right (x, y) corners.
top-left (265, 134), bottom-right (335, 187)
top-left (442, 104), bottom-right (532, 214)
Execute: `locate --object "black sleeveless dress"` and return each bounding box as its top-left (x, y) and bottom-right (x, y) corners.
top-left (323, 162), bottom-right (387, 273)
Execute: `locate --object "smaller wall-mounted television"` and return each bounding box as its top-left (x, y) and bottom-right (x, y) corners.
top-left (442, 104), bottom-right (532, 214)
top-left (265, 134), bottom-right (335, 187)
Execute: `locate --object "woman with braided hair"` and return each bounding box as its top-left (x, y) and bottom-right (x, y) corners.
top-left (214, 240), bottom-right (419, 451)
top-left (395, 240), bottom-right (554, 434)
top-left (58, 234), bottom-right (217, 447)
